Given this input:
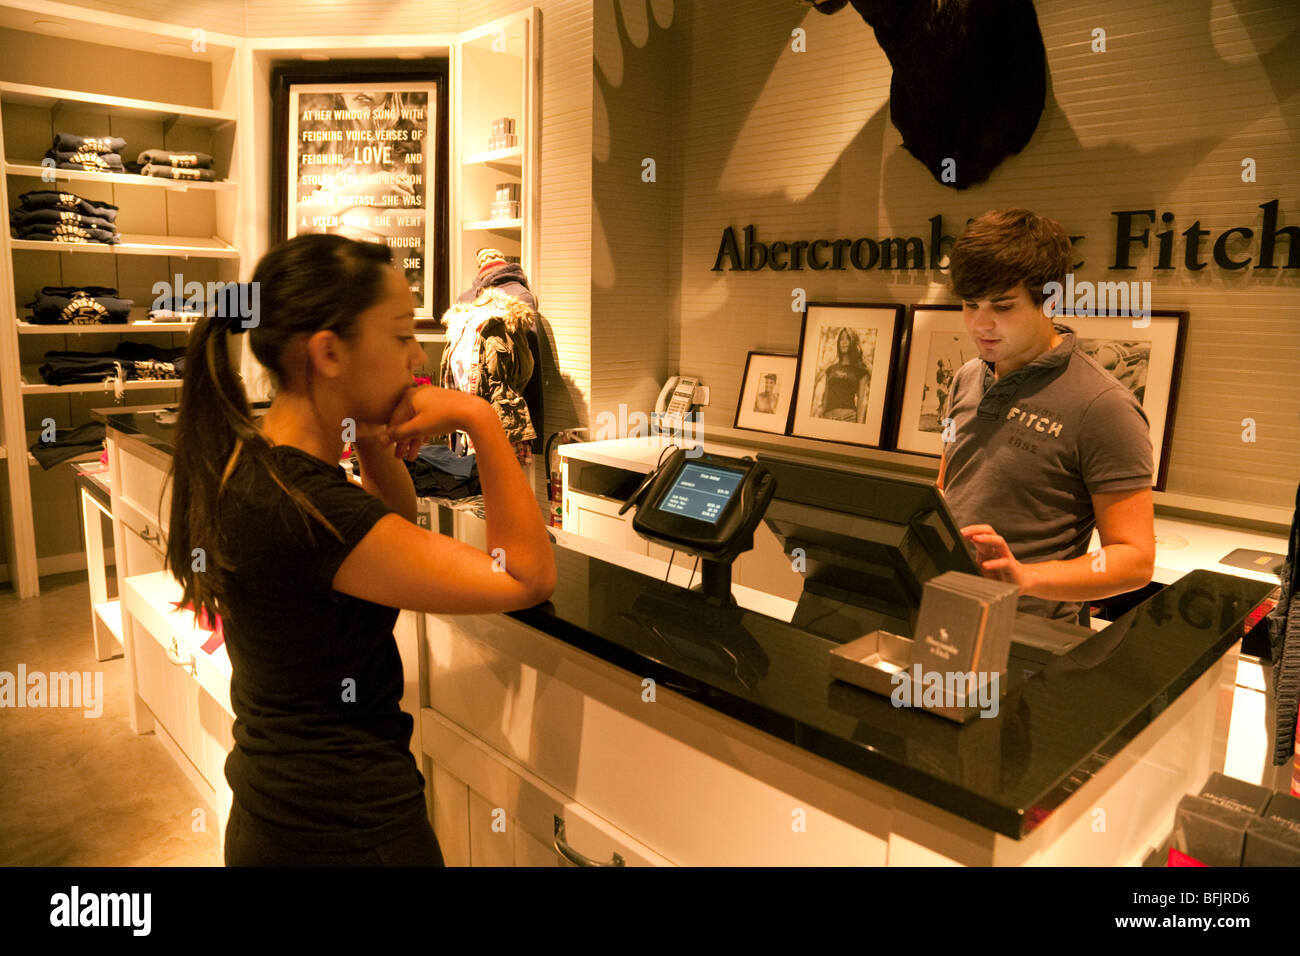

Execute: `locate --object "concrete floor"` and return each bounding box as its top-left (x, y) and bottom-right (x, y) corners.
top-left (0, 570), bottom-right (220, 866)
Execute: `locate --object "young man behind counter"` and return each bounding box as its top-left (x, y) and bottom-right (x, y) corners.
top-left (937, 208), bottom-right (1157, 625)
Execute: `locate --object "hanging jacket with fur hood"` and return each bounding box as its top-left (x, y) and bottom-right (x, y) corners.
top-left (439, 283), bottom-right (536, 447)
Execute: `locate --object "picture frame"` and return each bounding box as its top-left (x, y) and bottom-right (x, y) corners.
top-left (891, 305), bottom-right (972, 458)
top-left (790, 303), bottom-right (904, 448)
top-left (1068, 310), bottom-right (1187, 492)
top-left (891, 305), bottom-right (1187, 491)
top-left (734, 351), bottom-right (798, 435)
top-left (271, 64), bottom-right (450, 319)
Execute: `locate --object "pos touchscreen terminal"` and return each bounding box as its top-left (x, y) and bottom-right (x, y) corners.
top-left (618, 447), bottom-right (776, 605)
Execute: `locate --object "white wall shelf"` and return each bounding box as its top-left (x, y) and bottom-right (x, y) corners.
top-left (18, 320), bottom-right (196, 334)
top-left (0, 81), bottom-right (236, 128)
top-left (6, 162), bottom-right (236, 191)
top-left (21, 375), bottom-right (183, 395)
top-left (463, 218), bottom-right (522, 232)
top-left (10, 234), bottom-right (238, 258)
top-left (464, 146), bottom-right (522, 167)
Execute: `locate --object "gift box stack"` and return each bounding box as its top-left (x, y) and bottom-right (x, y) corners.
top-left (45, 132), bottom-right (127, 173)
top-left (1171, 772), bottom-right (1300, 865)
top-left (10, 190), bottom-right (121, 245)
top-left (488, 117), bottom-right (516, 151)
top-left (490, 182), bottom-right (520, 221)
top-left (127, 147), bottom-right (218, 182)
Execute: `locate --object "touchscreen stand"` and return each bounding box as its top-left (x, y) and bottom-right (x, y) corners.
top-left (618, 448), bottom-right (777, 608)
top-left (697, 560), bottom-right (734, 606)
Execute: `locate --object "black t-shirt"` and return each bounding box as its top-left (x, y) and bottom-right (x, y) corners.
top-left (217, 444), bottom-right (425, 850)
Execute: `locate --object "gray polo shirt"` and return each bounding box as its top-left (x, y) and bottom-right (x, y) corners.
top-left (941, 324), bottom-right (1154, 623)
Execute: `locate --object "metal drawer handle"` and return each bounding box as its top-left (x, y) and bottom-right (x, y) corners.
top-left (139, 525), bottom-right (158, 543)
top-left (164, 636), bottom-right (194, 674)
top-left (553, 816), bottom-right (625, 867)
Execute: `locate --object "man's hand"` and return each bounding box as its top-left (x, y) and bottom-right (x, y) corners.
top-left (960, 524), bottom-right (1035, 590)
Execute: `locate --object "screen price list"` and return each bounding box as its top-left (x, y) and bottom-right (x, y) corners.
top-left (657, 465), bottom-right (742, 525)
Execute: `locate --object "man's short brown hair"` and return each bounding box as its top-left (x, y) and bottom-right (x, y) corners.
top-left (949, 209), bottom-right (1072, 306)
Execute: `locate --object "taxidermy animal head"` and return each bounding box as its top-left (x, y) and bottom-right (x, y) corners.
top-left (804, 0), bottom-right (1047, 189)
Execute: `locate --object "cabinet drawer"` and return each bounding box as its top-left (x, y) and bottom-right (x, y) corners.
top-left (424, 709), bottom-right (673, 867)
top-left (130, 615), bottom-right (196, 761)
top-left (423, 613), bottom-right (891, 865)
top-left (564, 489), bottom-right (646, 556)
top-left (429, 761), bottom-right (471, 867)
top-left (116, 496), bottom-right (168, 558)
top-left (118, 443), bottom-right (172, 533)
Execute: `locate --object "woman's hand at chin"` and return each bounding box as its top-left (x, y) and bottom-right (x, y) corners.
top-left (383, 385), bottom-right (488, 460)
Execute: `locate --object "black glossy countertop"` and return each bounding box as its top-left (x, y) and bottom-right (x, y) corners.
top-left (98, 405), bottom-right (1276, 840)
top-left (93, 404), bottom-right (267, 454)
top-left (510, 548), bottom-right (1275, 840)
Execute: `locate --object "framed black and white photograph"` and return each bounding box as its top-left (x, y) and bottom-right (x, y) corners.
top-left (1068, 310), bottom-right (1187, 491)
top-left (272, 65), bottom-right (449, 318)
top-left (734, 351), bottom-right (797, 435)
top-left (892, 305), bottom-right (972, 457)
top-left (790, 303), bottom-right (904, 448)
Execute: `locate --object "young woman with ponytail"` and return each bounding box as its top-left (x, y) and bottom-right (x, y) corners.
top-left (165, 233), bottom-right (556, 866)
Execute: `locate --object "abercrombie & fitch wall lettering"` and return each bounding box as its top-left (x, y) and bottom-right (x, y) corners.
top-left (711, 200), bottom-right (1298, 274)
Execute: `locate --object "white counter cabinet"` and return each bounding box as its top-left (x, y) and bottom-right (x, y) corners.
top-left (419, 594), bottom-right (1240, 866)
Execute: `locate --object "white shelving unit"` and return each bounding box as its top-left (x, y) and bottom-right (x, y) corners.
top-left (452, 13), bottom-right (537, 295)
top-left (0, 3), bottom-right (244, 597)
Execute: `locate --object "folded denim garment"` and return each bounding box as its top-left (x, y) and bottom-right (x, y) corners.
top-left (18, 190), bottom-right (119, 222)
top-left (53, 133), bottom-right (127, 154)
top-left (39, 342), bottom-right (186, 386)
top-left (150, 294), bottom-right (210, 314)
top-left (19, 222), bottom-right (121, 243)
top-left (27, 287), bottom-right (133, 324)
top-left (14, 232), bottom-right (117, 245)
top-left (404, 446), bottom-right (481, 499)
top-left (9, 206), bottom-right (116, 232)
top-left (49, 149), bottom-right (125, 170)
top-left (28, 421), bottom-right (107, 470)
top-left (136, 148), bottom-right (214, 169)
top-left (147, 309), bottom-right (202, 321)
top-left (137, 163), bottom-right (217, 182)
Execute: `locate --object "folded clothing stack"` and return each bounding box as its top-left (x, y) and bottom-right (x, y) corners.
top-left (26, 285), bottom-right (133, 325)
top-left (11, 190), bottom-right (120, 245)
top-left (45, 132), bottom-right (127, 173)
top-left (38, 341), bottom-right (186, 386)
top-left (127, 147), bottom-right (218, 182)
top-left (28, 421), bottom-right (107, 471)
top-left (147, 294), bottom-right (205, 322)
top-left (402, 444), bottom-right (481, 500)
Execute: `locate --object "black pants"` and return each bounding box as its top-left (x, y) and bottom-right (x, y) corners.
top-left (223, 799), bottom-right (446, 867)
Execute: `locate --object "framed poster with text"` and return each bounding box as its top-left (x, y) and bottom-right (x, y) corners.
top-left (277, 72), bottom-right (448, 318)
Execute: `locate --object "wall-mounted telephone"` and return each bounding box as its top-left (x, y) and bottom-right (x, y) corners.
top-left (656, 375), bottom-right (704, 416)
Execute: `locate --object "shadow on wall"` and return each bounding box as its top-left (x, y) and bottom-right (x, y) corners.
top-left (591, 0), bottom-right (678, 422)
top-left (532, 312), bottom-right (586, 438)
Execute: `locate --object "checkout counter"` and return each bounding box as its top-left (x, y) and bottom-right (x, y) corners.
top-left (94, 405), bottom-right (1280, 865)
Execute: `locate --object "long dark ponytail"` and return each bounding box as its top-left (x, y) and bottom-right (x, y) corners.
top-left (165, 233), bottom-right (394, 627)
